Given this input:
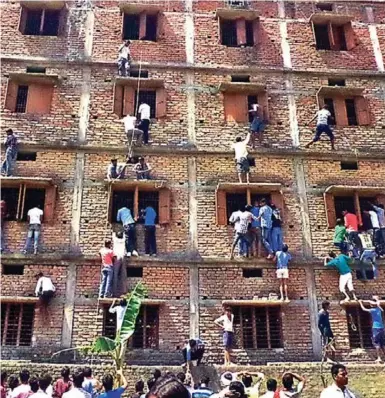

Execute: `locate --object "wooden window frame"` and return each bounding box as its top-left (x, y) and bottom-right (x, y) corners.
top-left (1, 181), bottom-right (57, 224)
top-left (233, 306), bottom-right (283, 349)
top-left (108, 184), bottom-right (170, 225)
top-left (103, 305), bottom-right (159, 349)
top-left (1, 303), bottom-right (35, 347)
top-left (216, 185), bottom-right (283, 226)
top-left (324, 190), bottom-right (385, 229)
top-left (19, 5), bottom-right (67, 37)
top-left (219, 17), bottom-right (260, 47)
top-left (121, 11), bottom-right (162, 42)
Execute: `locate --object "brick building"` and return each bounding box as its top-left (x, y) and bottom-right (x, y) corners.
top-left (1, 0), bottom-right (385, 366)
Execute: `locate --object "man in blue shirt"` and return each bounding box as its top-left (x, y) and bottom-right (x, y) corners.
top-left (249, 200), bottom-right (261, 257)
top-left (98, 370), bottom-right (128, 398)
top-left (257, 198), bottom-right (274, 259)
top-left (274, 244), bottom-right (291, 302)
top-left (359, 296), bottom-right (385, 363)
top-left (117, 207), bottom-right (138, 257)
top-left (182, 338), bottom-right (205, 371)
top-left (142, 206), bottom-right (157, 256)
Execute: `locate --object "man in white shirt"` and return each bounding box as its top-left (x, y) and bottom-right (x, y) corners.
top-left (320, 364), bottom-right (357, 398)
top-left (107, 159), bottom-right (127, 181)
top-left (232, 132), bottom-right (251, 183)
top-left (112, 231), bottom-right (127, 296)
top-left (30, 374), bottom-right (52, 398)
top-left (229, 209), bottom-right (248, 258)
top-left (109, 298), bottom-right (127, 334)
top-left (278, 372), bottom-right (305, 398)
top-left (259, 379), bottom-right (278, 398)
top-left (35, 272), bottom-right (56, 305)
top-left (214, 307), bottom-right (235, 365)
top-left (62, 369), bottom-right (91, 398)
top-left (137, 102), bottom-right (151, 144)
top-left (122, 114), bottom-right (143, 146)
top-left (305, 104), bottom-right (335, 150)
top-left (23, 205), bottom-right (44, 255)
top-left (117, 40), bottom-right (131, 77)
top-left (11, 370), bottom-right (30, 398)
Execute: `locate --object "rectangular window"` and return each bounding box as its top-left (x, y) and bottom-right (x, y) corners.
top-left (316, 3), bottom-right (333, 11)
top-left (1, 303), bottom-right (35, 346)
top-left (243, 269), bottom-right (263, 278)
top-left (26, 67), bottom-right (47, 74)
top-left (221, 20), bottom-right (238, 47)
top-left (103, 306), bottom-right (159, 348)
top-left (123, 14), bottom-right (140, 40)
top-left (334, 196), bottom-right (355, 219)
top-left (23, 9), bottom-right (60, 36)
top-left (226, 193), bottom-right (247, 223)
top-left (233, 306), bottom-right (282, 349)
top-left (345, 99), bottom-right (358, 126)
top-left (138, 191), bottom-right (159, 222)
top-left (328, 79), bottom-right (345, 87)
top-left (127, 267), bottom-right (143, 278)
top-left (231, 75), bottom-right (250, 83)
top-left (134, 90), bottom-right (157, 119)
top-left (2, 265), bottom-right (25, 275)
top-left (16, 86), bottom-right (29, 113)
top-left (346, 307), bottom-right (372, 348)
top-left (130, 70), bottom-right (149, 78)
top-left (340, 161), bottom-right (358, 171)
top-left (22, 188), bottom-right (46, 221)
top-left (111, 190), bottom-right (135, 223)
top-left (17, 152), bottom-right (37, 161)
top-left (245, 20), bottom-right (254, 47)
top-left (145, 14), bottom-right (157, 41)
top-left (314, 24), bottom-right (330, 50)
top-left (1, 187), bottom-right (20, 221)
top-left (333, 25), bottom-right (347, 51)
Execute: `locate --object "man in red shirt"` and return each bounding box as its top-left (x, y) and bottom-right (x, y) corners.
top-left (342, 209), bottom-right (361, 257)
top-left (99, 241), bottom-right (116, 298)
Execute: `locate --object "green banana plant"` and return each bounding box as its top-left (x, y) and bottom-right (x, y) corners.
top-left (91, 282), bottom-right (147, 371)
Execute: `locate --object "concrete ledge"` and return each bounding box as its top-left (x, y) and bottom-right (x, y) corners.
top-left (0, 296), bottom-right (39, 303)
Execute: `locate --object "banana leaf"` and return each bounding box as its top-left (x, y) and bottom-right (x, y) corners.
top-left (92, 336), bottom-right (117, 353)
top-left (116, 281), bottom-right (147, 343)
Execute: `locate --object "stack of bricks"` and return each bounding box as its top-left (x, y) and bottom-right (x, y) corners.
top-left (1, 0), bottom-right (385, 370)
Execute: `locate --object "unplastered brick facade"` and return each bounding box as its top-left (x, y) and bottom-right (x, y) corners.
top-left (1, 0), bottom-right (385, 366)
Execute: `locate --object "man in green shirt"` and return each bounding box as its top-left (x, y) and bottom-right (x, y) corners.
top-left (333, 218), bottom-right (347, 253)
top-left (324, 251), bottom-right (358, 302)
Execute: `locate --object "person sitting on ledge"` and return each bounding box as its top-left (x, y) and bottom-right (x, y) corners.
top-left (133, 157), bottom-right (152, 180)
top-left (107, 158), bottom-right (127, 181)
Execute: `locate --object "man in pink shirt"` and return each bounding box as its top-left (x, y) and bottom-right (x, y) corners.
top-left (99, 240), bottom-right (116, 298)
top-left (342, 210), bottom-right (360, 258)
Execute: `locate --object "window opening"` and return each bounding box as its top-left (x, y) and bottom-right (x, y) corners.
top-left (314, 24), bottom-right (330, 50)
top-left (250, 193), bottom-right (272, 206)
top-left (138, 191), bottom-right (159, 223)
top-left (247, 95), bottom-right (258, 122)
top-left (22, 188), bottom-right (46, 221)
top-left (25, 10), bottom-right (42, 35)
top-left (333, 25), bottom-right (347, 51)
top-left (340, 161), bottom-right (358, 171)
top-left (123, 14), bottom-right (140, 40)
top-left (346, 307), bottom-right (372, 348)
top-left (127, 267), bottom-right (144, 278)
top-left (245, 20), bottom-right (254, 47)
top-left (334, 196), bottom-right (355, 219)
top-left (42, 10), bottom-right (60, 36)
top-left (1, 303), bottom-right (35, 346)
top-left (231, 75), bottom-right (250, 83)
top-left (16, 86), bottom-right (29, 113)
top-left (0, 188), bottom-right (20, 221)
top-left (134, 90), bottom-right (156, 119)
top-left (316, 3), bottom-right (333, 11)
top-left (2, 265), bottom-right (25, 275)
top-left (243, 269), bottom-right (263, 278)
top-left (345, 99), bottom-right (358, 126)
top-left (221, 20), bottom-right (238, 47)
top-left (111, 191), bottom-right (135, 223)
top-left (328, 79), bottom-right (345, 87)
top-left (323, 98), bottom-right (335, 125)
top-left (130, 70), bottom-right (149, 78)
top-left (145, 14), bottom-right (157, 41)
top-left (26, 67), bottom-right (46, 74)
top-left (226, 193), bottom-right (247, 223)
top-left (17, 152), bottom-right (37, 161)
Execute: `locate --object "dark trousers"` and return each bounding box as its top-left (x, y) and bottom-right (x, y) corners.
top-left (145, 225), bottom-right (157, 255)
top-left (39, 290), bottom-right (54, 305)
top-left (124, 224), bottom-right (137, 253)
top-left (182, 347), bottom-right (205, 365)
top-left (138, 119), bottom-right (150, 144)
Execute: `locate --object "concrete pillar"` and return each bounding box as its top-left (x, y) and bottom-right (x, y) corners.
top-left (369, 25), bottom-right (384, 72)
top-left (61, 263), bottom-right (77, 348)
top-left (278, 0), bottom-right (292, 69)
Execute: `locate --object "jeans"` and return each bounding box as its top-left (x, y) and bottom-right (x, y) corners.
top-left (136, 171), bottom-right (151, 180)
top-left (334, 241), bottom-right (348, 253)
top-left (138, 119), bottom-right (150, 144)
top-left (1, 148), bottom-right (17, 176)
top-left (1, 223), bottom-right (5, 252)
top-left (99, 266), bottom-right (113, 298)
top-left (233, 232), bottom-right (248, 256)
top-left (124, 223), bottom-right (137, 253)
top-left (117, 57), bottom-right (130, 76)
top-left (24, 224), bottom-right (41, 252)
top-left (145, 225), bottom-right (157, 255)
top-left (347, 231), bottom-right (361, 257)
top-left (377, 228), bottom-right (385, 255)
top-left (271, 226), bottom-right (283, 253)
top-left (113, 258), bottom-right (127, 296)
top-left (261, 226), bottom-right (273, 254)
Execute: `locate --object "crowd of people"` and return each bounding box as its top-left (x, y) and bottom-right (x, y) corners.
top-left (0, 363), bottom-right (362, 398)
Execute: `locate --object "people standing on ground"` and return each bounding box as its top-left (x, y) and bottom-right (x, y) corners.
top-left (320, 364), bottom-right (356, 398)
top-left (230, 205), bottom-right (258, 260)
top-left (82, 368), bottom-right (100, 398)
top-left (10, 371), bottom-right (29, 398)
top-left (342, 210), bottom-right (360, 257)
top-left (191, 377), bottom-right (213, 398)
top-left (333, 219), bottom-right (347, 253)
top-left (318, 300), bottom-right (336, 362)
top-left (99, 371), bottom-right (128, 398)
top-left (117, 207), bottom-right (138, 257)
top-left (112, 231), bottom-right (127, 296)
top-left (182, 338), bottom-right (205, 371)
top-left (257, 198), bottom-right (274, 259)
top-left (1, 129), bottom-right (18, 176)
top-left (62, 369), bottom-right (90, 398)
top-left (232, 133), bottom-right (251, 184)
top-left (33, 375), bottom-right (51, 398)
top-left (35, 273), bottom-right (56, 305)
top-left (142, 206), bottom-right (157, 256)
top-left (22, 205), bottom-right (44, 255)
top-left (137, 102), bottom-right (151, 145)
top-left (133, 157), bottom-right (152, 180)
top-left (98, 241), bottom-right (116, 298)
top-left (358, 296), bottom-right (385, 363)
top-left (214, 307), bottom-right (235, 366)
top-left (274, 244), bottom-right (291, 302)
top-left (131, 381), bottom-right (145, 398)
top-left (305, 104), bottom-right (335, 150)
top-left (0, 372), bottom-right (7, 398)
top-left (147, 375), bottom-right (190, 398)
top-left (109, 298), bottom-right (127, 333)
top-left (240, 372), bottom-right (265, 398)
top-left (271, 204), bottom-right (283, 253)
top-left (259, 379), bottom-right (277, 398)
top-left (324, 252), bottom-right (358, 302)
top-left (152, 370), bottom-right (161, 383)
top-left (278, 372), bottom-right (305, 398)
top-left (1, 199), bottom-right (7, 253)
top-left (229, 207), bottom-right (248, 258)
top-left (107, 159), bottom-right (127, 181)
top-left (117, 40), bottom-right (131, 77)
top-left (249, 104), bottom-right (265, 149)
